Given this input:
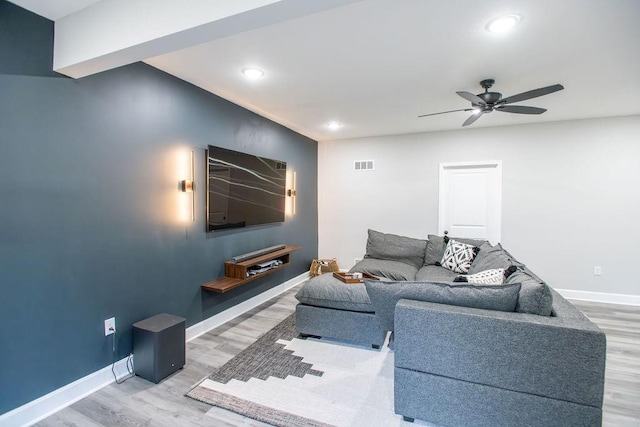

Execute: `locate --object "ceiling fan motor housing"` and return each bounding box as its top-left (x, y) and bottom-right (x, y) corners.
top-left (475, 79), bottom-right (501, 110)
top-left (471, 92), bottom-right (502, 112)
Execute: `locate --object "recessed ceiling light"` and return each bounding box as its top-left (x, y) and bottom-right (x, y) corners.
top-left (326, 121), bottom-right (343, 130)
top-left (486, 14), bottom-right (521, 33)
top-left (241, 67), bottom-right (264, 79)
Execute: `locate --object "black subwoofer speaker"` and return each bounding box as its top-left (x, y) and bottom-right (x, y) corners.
top-left (133, 313), bottom-right (186, 383)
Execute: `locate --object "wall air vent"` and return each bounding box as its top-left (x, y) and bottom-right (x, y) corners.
top-left (354, 160), bottom-right (374, 171)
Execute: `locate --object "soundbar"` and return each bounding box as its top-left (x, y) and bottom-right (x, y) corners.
top-left (227, 244), bottom-right (286, 263)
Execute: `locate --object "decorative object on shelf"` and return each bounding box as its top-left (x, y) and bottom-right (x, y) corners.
top-left (310, 258), bottom-right (340, 277)
top-left (247, 259), bottom-right (284, 276)
top-left (179, 149), bottom-right (195, 222)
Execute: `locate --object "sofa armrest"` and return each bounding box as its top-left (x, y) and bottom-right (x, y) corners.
top-left (394, 298), bottom-right (606, 408)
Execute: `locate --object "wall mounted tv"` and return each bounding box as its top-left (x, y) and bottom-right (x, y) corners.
top-left (207, 145), bottom-right (287, 232)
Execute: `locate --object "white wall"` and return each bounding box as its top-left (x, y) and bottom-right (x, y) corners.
top-left (318, 115), bottom-right (640, 297)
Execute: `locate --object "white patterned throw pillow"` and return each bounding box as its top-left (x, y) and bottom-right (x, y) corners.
top-left (439, 239), bottom-right (480, 274)
top-left (455, 268), bottom-right (505, 284)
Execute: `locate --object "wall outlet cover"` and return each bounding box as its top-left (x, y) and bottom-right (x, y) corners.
top-left (104, 317), bottom-right (116, 336)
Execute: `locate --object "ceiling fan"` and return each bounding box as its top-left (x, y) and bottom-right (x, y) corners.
top-left (419, 79), bottom-right (564, 126)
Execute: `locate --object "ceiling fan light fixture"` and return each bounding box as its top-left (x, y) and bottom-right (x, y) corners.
top-left (241, 67), bottom-right (265, 79)
top-left (486, 14), bottom-right (521, 33)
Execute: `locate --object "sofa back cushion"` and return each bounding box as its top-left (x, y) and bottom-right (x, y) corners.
top-left (506, 270), bottom-right (553, 316)
top-left (468, 242), bottom-right (511, 274)
top-left (364, 229), bottom-right (427, 269)
top-left (425, 235), bottom-right (486, 266)
top-left (416, 265), bottom-right (458, 282)
top-left (364, 279), bottom-right (521, 332)
top-left (468, 242), bottom-right (525, 274)
top-left (469, 243), bottom-right (553, 316)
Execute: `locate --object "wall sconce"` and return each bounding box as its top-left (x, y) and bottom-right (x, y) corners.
top-left (287, 170), bottom-right (297, 216)
top-left (180, 150), bottom-right (195, 222)
top-left (180, 180), bottom-right (194, 192)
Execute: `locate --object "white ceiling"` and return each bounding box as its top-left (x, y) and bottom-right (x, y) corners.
top-left (10, 0), bottom-right (101, 20)
top-left (11, 0), bottom-right (640, 141)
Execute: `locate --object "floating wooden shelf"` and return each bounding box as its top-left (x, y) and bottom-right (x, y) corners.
top-left (201, 245), bottom-right (301, 294)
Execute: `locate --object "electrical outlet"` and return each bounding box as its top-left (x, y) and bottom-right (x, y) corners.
top-left (594, 266), bottom-right (602, 276)
top-left (104, 317), bottom-right (116, 336)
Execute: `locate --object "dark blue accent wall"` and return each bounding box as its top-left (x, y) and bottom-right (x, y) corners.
top-left (0, 1), bottom-right (318, 414)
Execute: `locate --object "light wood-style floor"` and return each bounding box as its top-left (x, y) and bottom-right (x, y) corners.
top-left (37, 289), bottom-right (640, 427)
top-left (571, 300), bottom-right (640, 426)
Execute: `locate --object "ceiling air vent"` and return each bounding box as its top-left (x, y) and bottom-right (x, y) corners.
top-left (354, 160), bottom-right (374, 171)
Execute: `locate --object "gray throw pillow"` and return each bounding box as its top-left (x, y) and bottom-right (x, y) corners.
top-left (350, 258), bottom-right (418, 281)
top-left (364, 279), bottom-right (521, 332)
top-left (295, 274), bottom-right (374, 313)
top-left (468, 242), bottom-right (514, 274)
top-left (364, 229), bottom-right (427, 269)
top-left (505, 270), bottom-right (553, 316)
top-left (425, 234), bottom-right (486, 266)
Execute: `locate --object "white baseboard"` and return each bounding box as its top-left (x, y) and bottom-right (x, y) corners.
top-left (185, 272), bottom-right (308, 342)
top-left (0, 356), bottom-right (133, 427)
top-left (0, 272), bottom-right (309, 427)
top-left (556, 288), bottom-right (640, 306)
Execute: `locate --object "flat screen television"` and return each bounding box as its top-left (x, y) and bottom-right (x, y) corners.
top-left (207, 145), bottom-right (287, 232)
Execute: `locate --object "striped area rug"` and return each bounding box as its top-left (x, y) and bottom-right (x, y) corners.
top-left (186, 313), bottom-right (423, 426)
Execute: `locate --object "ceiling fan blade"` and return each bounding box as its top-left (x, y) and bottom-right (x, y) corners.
top-left (495, 105), bottom-right (547, 114)
top-left (418, 108), bottom-right (472, 118)
top-left (500, 84), bottom-right (564, 105)
top-left (462, 111), bottom-right (484, 127)
top-left (456, 91), bottom-right (486, 105)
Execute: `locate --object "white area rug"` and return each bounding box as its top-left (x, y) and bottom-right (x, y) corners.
top-left (187, 314), bottom-right (432, 427)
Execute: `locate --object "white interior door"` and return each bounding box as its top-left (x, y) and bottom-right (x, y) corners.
top-left (439, 161), bottom-right (502, 244)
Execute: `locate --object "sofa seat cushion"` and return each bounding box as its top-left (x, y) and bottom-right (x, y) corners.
top-left (416, 265), bottom-right (457, 282)
top-left (295, 274), bottom-right (375, 313)
top-left (364, 229), bottom-right (427, 269)
top-left (350, 258), bottom-right (418, 281)
top-left (364, 279), bottom-right (521, 331)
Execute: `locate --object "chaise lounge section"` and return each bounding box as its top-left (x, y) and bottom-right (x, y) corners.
top-left (294, 272), bottom-right (387, 348)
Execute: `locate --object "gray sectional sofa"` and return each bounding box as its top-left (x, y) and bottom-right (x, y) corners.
top-left (295, 230), bottom-right (606, 426)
